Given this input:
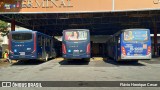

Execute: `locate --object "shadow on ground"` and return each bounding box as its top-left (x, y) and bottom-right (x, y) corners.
top-left (103, 58), bottom-right (145, 66)
top-left (11, 60), bottom-right (45, 66)
top-left (59, 59), bottom-right (90, 65)
top-left (140, 58), bottom-right (160, 64)
top-left (0, 61), bottom-right (10, 68)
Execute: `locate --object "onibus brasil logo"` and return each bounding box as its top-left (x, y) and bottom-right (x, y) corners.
top-left (4, 0), bottom-right (73, 9)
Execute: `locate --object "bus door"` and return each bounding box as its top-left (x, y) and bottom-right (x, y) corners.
top-left (50, 39), bottom-right (56, 58)
top-left (116, 36), bottom-right (120, 60)
top-left (42, 37), bottom-right (46, 59)
top-left (50, 39), bottom-right (53, 58)
top-left (158, 46), bottom-right (160, 56)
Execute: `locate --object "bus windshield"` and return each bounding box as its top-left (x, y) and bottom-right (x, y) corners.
top-left (12, 33), bottom-right (33, 41)
top-left (124, 30), bottom-right (148, 41)
top-left (65, 31), bottom-right (88, 41)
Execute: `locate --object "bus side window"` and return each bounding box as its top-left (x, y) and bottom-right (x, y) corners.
top-left (50, 39), bottom-right (54, 48)
top-left (50, 39), bottom-right (52, 47)
top-left (115, 36), bottom-right (119, 43)
top-left (47, 38), bottom-right (49, 46)
top-left (46, 38), bottom-right (49, 46)
top-left (113, 37), bottom-right (116, 45)
top-left (42, 37), bottom-right (44, 45)
top-left (45, 38), bottom-right (47, 46)
top-left (118, 37), bottom-right (120, 44)
top-left (40, 36), bottom-right (42, 46)
top-left (48, 39), bottom-right (50, 47)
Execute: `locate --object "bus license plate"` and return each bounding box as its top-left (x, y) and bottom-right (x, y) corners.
top-left (19, 52), bottom-right (25, 55)
top-left (73, 50), bottom-right (79, 54)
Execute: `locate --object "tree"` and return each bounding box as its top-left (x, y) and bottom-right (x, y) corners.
top-left (0, 20), bottom-right (9, 37)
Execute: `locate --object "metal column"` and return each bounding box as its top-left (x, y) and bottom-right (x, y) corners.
top-left (11, 19), bottom-right (15, 31)
top-left (153, 19), bottom-right (158, 56)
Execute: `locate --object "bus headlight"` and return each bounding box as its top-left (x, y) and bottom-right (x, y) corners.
top-left (147, 46), bottom-right (151, 55)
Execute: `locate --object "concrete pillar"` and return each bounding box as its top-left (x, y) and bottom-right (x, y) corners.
top-left (153, 21), bottom-right (158, 56)
top-left (11, 19), bottom-right (15, 31)
top-left (90, 41), bottom-right (93, 57)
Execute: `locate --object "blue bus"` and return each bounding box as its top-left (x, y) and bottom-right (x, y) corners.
top-left (62, 29), bottom-right (91, 60)
top-left (107, 29), bottom-right (151, 62)
top-left (150, 34), bottom-right (160, 56)
top-left (9, 30), bottom-right (57, 61)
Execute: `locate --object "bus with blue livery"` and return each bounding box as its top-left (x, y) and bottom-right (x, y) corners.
top-left (107, 29), bottom-right (151, 62)
top-left (150, 34), bottom-right (160, 56)
top-left (62, 29), bottom-right (91, 60)
top-left (9, 30), bottom-right (57, 61)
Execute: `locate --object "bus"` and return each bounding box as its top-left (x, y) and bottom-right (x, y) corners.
top-left (9, 30), bottom-right (57, 61)
top-left (150, 34), bottom-right (160, 56)
top-left (62, 29), bottom-right (91, 60)
top-left (107, 29), bottom-right (151, 62)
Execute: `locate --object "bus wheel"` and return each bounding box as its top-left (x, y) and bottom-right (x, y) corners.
top-left (84, 58), bottom-right (90, 62)
top-left (131, 60), bottom-right (138, 63)
top-left (45, 54), bottom-right (48, 62)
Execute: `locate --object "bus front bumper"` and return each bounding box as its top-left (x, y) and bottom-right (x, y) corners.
top-left (121, 54), bottom-right (152, 60)
top-left (63, 54), bottom-right (90, 59)
top-left (9, 55), bottom-right (37, 60)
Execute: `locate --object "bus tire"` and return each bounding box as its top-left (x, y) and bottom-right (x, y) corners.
top-left (53, 53), bottom-right (57, 59)
top-left (131, 60), bottom-right (138, 63)
top-left (45, 54), bottom-right (48, 62)
top-left (64, 58), bottom-right (72, 61)
top-left (84, 58), bottom-right (90, 62)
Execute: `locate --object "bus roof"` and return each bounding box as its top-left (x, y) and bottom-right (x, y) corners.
top-left (122, 28), bottom-right (150, 32)
top-left (10, 30), bottom-right (52, 38)
top-left (113, 28), bottom-right (150, 36)
top-left (10, 30), bottom-right (35, 33)
top-left (106, 28), bottom-right (150, 42)
top-left (63, 29), bottom-right (89, 31)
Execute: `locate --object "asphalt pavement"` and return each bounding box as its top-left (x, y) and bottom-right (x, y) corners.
top-left (0, 57), bottom-right (160, 90)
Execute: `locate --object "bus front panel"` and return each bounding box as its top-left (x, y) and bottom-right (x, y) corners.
top-left (9, 32), bottom-right (37, 60)
top-left (120, 30), bottom-right (151, 60)
top-left (62, 30), bottom-right (90, 59)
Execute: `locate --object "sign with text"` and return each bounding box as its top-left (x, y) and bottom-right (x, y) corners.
top-left (0, 0), bottom-right (160, 13)
top-left (0, 0), bottom-right (112, 13)
top-left (0, 81), bottom-right (160, 87)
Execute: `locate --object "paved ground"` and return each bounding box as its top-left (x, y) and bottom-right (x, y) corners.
top-left (0, 57), bottom-right (160, 90)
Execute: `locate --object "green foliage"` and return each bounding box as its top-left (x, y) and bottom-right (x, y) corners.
top-left (0, 20), bottom-right (9, 37)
